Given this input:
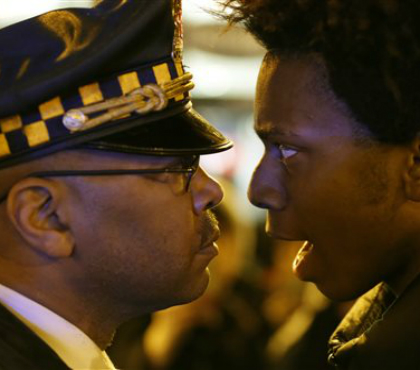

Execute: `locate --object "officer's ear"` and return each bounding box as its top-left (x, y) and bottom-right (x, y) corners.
top-left (6, 178), bottom-right (74, 258)
top-left (405, 135), bottom-right (420, 202)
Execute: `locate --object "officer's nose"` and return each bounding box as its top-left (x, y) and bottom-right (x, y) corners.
top-left (248, 155), bottom-right (288, 211)
top-left (190, 167), bottom-right (223, 214)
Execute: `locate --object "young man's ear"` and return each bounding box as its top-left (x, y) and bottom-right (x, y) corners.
top-left (6, 178), bottom-right (74, 258)
top-left (404, 135), bottom-right (420, 202)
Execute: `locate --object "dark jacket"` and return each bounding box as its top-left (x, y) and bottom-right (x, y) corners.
top-left (328, 274), bottom-right (420, 369)
top-left (0, 303), bottom-right (69, 370)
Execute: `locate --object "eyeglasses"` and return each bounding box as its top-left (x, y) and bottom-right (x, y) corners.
top-left (0, 155), bottom-right (200, 203)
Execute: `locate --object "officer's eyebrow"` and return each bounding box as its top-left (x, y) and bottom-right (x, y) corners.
top-left (255, 125), bottom-right (300, 140)
top-left (153, 156), bottom-right (193, 168)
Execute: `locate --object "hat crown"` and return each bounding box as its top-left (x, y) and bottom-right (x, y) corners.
top-left (0, 0), bottom-right (175, 117)
top-left (0, 0), bottom-right (233, 168)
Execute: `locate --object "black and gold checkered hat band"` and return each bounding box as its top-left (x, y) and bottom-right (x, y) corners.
top-left (0, 57), bottom-right (192, 167)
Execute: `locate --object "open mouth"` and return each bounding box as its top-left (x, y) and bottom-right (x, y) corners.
top-left (292, 241), bottom-right (314, 278)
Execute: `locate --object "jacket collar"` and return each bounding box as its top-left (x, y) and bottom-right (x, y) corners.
top-left (0, 302), bottom-right (69, 370)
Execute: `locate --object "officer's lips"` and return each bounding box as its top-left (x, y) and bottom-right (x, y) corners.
top-left (198, 228), bottom-right (220, 256)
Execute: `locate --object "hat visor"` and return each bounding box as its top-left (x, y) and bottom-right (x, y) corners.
top-left (79, 108), bottom-right (233, 156)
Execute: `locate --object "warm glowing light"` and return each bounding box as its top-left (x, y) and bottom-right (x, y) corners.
top-left (185, 50), bottom-right (261, 99)
top-left (184, 0), bottom-right (225, 24)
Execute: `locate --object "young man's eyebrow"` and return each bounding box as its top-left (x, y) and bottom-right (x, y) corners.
top-left (255, 125), bottom-right (300, 139)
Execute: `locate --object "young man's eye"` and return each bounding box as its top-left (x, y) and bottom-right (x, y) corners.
top-left (277, 144), bottom-right (298, 160)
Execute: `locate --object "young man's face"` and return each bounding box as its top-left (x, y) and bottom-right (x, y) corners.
top-left (249, 54), bottom-right (414, 301)
top-left (61, 150), bottom-right (223, 314)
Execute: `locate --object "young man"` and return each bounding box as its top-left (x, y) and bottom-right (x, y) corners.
top-left (221, 1), bottom-right (420, 369)
top-left (0, 1), bottom-right (232, 368)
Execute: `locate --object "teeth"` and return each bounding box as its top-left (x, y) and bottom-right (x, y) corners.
top-left (293, 252), bottom-right (303, 269)
top-left (298, 241), bottom-right (313, 253)
top-left (293, 242), bottom-right (313, 269)
top-left (303, 241), bottom-right (313, 252)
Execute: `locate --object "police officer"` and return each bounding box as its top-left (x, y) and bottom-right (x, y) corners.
top-left (0, 1), bottom-right (232, 368)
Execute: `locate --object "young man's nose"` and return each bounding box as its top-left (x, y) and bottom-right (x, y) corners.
top-left (190, 167), bottom-right (223, 214)
top-left (248, 156), bottom-right (288, 210)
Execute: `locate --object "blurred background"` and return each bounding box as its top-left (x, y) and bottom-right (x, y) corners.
top-left (0, 1), bottom-right (353, 369)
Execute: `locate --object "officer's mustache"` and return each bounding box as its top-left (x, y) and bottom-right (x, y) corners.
top-left (199, 210), bottom-right (220, 247)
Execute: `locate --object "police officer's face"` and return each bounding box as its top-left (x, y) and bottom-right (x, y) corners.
top-left (248, 54), bottom-right (415, 301)
top-left (62, 150), bottom-right (223, 312)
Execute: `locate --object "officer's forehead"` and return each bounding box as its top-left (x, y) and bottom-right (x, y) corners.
top-left (0, 150), bottom-right (181, 197)
top-left (3, 150), bottom-right (183, 175)
top-left (55, 150), bottom-right (181, 167)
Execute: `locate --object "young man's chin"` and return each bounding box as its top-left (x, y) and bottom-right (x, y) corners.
top-left (312, 280), bottom-right (375, 302)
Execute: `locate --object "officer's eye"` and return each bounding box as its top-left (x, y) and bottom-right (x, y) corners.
top-left (277, 144), bottom-right (298, 160)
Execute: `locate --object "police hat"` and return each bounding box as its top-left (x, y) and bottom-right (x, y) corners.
top-left (0, 0), bottom-right (233, 169)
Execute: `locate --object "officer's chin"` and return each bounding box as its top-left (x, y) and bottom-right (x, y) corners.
top-left (175, 270), bottom-right (211, 307)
